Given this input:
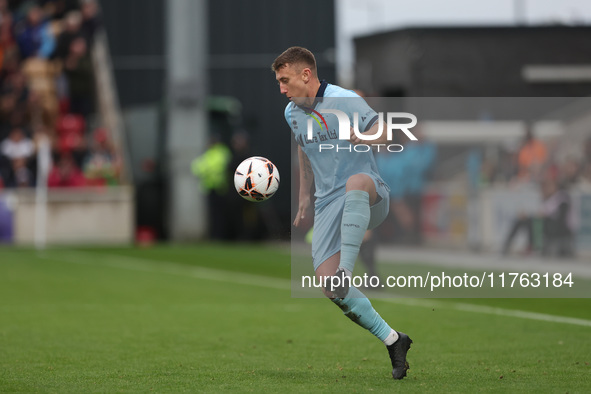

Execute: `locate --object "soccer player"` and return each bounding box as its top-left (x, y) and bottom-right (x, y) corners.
top-left (272, 47), bottom-right (412, 380)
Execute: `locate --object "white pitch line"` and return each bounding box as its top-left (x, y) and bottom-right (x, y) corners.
top-left (39, 251), bottom-right (291, 291)
top-left (375, 298), bottom-right (591, 327)
top-left (41, 250), bottom-right (591, 328)
top-left (452, 303), bottom-right (591, 327)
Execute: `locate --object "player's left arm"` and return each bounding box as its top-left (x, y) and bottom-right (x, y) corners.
top-left (345, 96), bottom-right (388, 145)
top-left (349, 120), bottom-right (388, 145)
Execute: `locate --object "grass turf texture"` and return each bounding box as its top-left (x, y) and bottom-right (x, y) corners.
top-left (0, 244), bottom-right (589, 392)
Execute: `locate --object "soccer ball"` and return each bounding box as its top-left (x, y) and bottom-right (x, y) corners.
top-left (234, 156), bottom-right (280, 202)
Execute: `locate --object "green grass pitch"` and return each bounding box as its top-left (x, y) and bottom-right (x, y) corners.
top-left (1, 244), bottom-right (590, 392)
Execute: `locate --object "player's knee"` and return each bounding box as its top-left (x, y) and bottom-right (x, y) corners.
top-left (314, 273), bottom-right (335, 298)
top-left (319, 269), bottom-right (351, 300)
top-left (321, 286), bottom-right (334, 299)
top-left (345, 174), bottom-right (366, 190)
top-left (319, 278), bottom-right (339, 299)
top-left (346, 174), bottom-right (373, 193)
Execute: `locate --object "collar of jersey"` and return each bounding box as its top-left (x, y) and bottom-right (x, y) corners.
top-left (297, 79), bottom-right (328, 114)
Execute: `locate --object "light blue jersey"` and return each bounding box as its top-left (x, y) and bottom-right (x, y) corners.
top-left (285, 82), bottom-right (388, 209)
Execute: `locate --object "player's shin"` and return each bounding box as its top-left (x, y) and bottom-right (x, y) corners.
top-left (331, 287), bottom-right (395, 343)
top-left (339, 190), bottom-right (371, 276)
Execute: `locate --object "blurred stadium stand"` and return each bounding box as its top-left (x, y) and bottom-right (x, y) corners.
top-left (0, 0), bottom-right (336, 244)
top-left (353, 26), bottom-right (591, 257)
top-left (0, 0), bottom-right (133, 245)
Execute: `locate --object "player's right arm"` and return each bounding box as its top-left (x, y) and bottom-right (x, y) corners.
top-left (294, 145), bottom-right (313, 227)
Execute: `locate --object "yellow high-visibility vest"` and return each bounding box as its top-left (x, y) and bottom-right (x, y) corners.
top-left (191, 143), bottom-right (231, 194)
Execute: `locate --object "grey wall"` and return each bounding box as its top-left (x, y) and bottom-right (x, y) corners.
top-left (100, 0), bottom-right (166, 106)
top-left (355, 26), bottom-right (591, 97)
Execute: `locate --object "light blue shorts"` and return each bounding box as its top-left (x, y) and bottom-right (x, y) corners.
top-left (311, 174), bottom-right (390, 270)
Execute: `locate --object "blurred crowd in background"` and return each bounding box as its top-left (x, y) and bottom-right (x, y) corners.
top-left (488, 129), bottom-right (591, 257)
top-left (479, 128), bottom-right (591, 192)
top-left (0, 0), bottom-right (120, 189)
top-left (379, 125), bottom-right (591, 256)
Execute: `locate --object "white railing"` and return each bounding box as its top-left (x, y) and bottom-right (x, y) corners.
top-left (91, 29), bottom-right (133, 184)
top-left (34, 134), bottom-right (51, 249)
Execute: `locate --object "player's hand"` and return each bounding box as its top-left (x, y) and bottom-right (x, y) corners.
top-left (349, 126), bottom-right (363, 145)
top-left (293, 196), bottom-right (311, 227)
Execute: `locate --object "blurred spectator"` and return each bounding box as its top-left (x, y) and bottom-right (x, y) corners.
top-left (225, 129), bottom-right (271, 241)
top-left (22, 57), bottom-right (60, 128)
top-left (578, 162), bottom-right (591, 192)
top-left (39, 0), bottom-right (79, 21)
top-left (14, 5), bottom-right (55, 59)
top-left (358, 229), bottom-right (379, 280)
top-left (83, 128), bottom-right (120, 186)
top-left (376, 130), bottom-right (436, 245)
top-left (0, 126), bottom-right (34, 186)
top-left (467, 148), bottom-right (484, 188)
top-left (228, 130), bottom-right (250, 170)
top-left (0, 0), bottom-right (16, 71)
top-left (57, 127), bottom-right (86, 165)
top-left (558, 156), bottom-right (581, 188)
top-left (51, 9), bottom-right (81, 60)
top-left (191, 134), bottom-right (231, 240)
top-left (225, 130), bottom-right (251, 240)
top-left (541, 179), bottom-right (574, 257)
top-left (401, 128), bottom-right (436, 245)
top-left (55, 112), bottom-right (87, 165)
top-left (517, 127), bottom-right (547, 182)
top-left (47, 152), bottom-right (85, 187)
top-left (584, 137), bottom-right (591, 160)
top-left (0, 0), bottom-right (9, 22)
top-left (80, 0), bottom-right (100, 48)
top-left (495, 144), bottom-right (519, 183)
top-left (1, 70), bottom-right (29, 108)
top-left (63, 36), bottom-right (93, 117)
top-left (0, 71), bottom-right (29, 137)
top-left (0, 46), bottom-right (20, 78)
top-left (376, 144), bottom-right (413, 242)
top-left (502, 177), bottom-right (574, 257)
top-left (580, 137), bottom-right (591, 176)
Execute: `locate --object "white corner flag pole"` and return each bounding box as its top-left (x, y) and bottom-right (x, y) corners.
top-left (34, 135), bottom-right (51, 250)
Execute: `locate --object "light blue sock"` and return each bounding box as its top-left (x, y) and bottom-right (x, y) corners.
top-left (339, 190), bottom-right (371, 273)
top-left (332, 287), bottom-right (392, 341)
